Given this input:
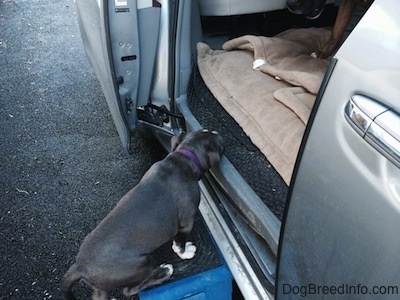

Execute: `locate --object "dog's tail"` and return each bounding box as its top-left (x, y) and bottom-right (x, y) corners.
top-left (60, 263), bottom-right (81, 300)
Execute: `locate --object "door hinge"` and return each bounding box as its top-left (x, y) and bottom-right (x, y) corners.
top-left (126, 97), bottom-right (133, 115)
top-left (137, 103), bottom-right (184, 126)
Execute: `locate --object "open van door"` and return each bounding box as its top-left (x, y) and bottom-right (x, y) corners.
top-left (276, 0), bottom-right (400, 298)
top-left (75, 0), bottom-right (161, 152)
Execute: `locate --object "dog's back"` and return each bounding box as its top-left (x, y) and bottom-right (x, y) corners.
top-left (60, 158), bottom-right (189, 298)
top-left (60, 130), bottom-right (224, 299)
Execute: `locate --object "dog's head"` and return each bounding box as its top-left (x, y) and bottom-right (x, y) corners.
top-left (171, 129), bottom-right (224, 171)
top-left (286, 0), bottom-right (328, 19)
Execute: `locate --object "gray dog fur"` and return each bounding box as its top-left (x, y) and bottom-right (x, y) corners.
top-left (61, 130), bottom-right (224, 300)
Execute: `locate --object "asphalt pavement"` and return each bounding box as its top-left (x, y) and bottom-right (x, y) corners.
top-left (0, 0), bottom-right (166, 298)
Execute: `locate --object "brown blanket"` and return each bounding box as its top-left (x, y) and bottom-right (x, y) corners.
top-left (197, 28), bottom-right (331, 185)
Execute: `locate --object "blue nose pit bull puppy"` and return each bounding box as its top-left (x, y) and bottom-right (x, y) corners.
top-left (61, 130), bottom-right (224, 300)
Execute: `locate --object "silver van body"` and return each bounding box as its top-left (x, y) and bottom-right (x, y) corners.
top-left (75, 0), bottom-right (400, 298)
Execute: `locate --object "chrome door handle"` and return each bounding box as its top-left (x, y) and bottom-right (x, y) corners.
top-left (345, 95), bottom-right (400, 167)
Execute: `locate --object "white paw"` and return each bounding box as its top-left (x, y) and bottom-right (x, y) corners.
top-left (172, 240), bottom-right (197, 260)
top-left (160, 263), bottom-right (174, 276)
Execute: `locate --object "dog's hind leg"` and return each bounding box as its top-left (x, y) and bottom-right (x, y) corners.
top-left (123, 263), bottom-right (174, 296)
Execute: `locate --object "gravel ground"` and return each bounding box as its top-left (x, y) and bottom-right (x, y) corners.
top-left (0, 0), bottom-right (166, 299)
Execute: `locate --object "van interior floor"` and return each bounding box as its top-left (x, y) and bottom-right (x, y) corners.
top-left (187, 4), bottom-right (367, 220)
top-left (187, 68), bottom-right (288, 220)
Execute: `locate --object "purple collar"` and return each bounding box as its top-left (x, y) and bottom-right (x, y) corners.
top-left (179, 148), bottom-right (203, 173)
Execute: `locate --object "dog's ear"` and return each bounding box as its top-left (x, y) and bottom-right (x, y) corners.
top-left (204, 133), bottom-right (224, 168)
top-left (206, 151), bottom-right (221, 168)
top-left (170, 133), bottom-right (186, 151)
